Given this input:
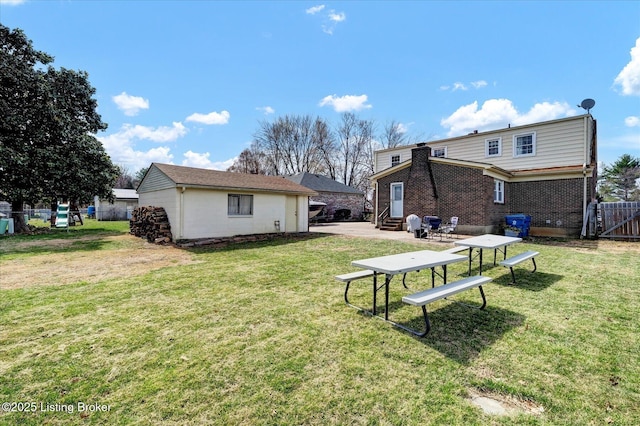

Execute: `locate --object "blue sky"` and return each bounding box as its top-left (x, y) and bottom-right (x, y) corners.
top-left (2, 0), bottom-right (639, 174)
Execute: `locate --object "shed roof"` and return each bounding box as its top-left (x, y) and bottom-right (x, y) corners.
top-left (285, 172), bottom-right (363, 195)
top-left (112, 188), bottom-right (139, 200)
top-left (147, 163), bottom-right (317, 196)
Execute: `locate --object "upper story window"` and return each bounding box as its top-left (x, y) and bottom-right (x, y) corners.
top-left (485, 138), bottom-right (502, 157)
top-left (431, 147), bottom-right (447, 158)
top-left (228, 194), bottom-right (253, 216)
top-left (513, 132), bottom-right (536, 157)
top-left (494, 179), bottom-right (504, 204)
top-left (391, 155), bottom-right (400, 167)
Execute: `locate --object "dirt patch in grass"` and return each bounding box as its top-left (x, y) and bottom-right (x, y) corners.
top-left (1, 235), bottom-right (197, 290)
top-left (467, 388), bottom-right (545, 416)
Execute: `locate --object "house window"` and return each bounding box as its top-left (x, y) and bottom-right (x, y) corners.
top-left (391, 155), bottom-right (400, 167)
top-left (431, 147), bottom-right (447, 158)
top-left (513, 132), bottom-right (536, 157)
top-left (485, 138), bottom-right (502, 157)
top-left (228, 194), bottom-right (253, 216)
top-left (494, 180), bottom-right (504, 204)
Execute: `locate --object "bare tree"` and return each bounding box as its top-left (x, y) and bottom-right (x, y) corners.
top-left (227, 141), bottom-right (268, 174)
top-left (114, 164), bottom-right (135, 189)
top-left (253, 115), bottom-right (334, 176)
top-left (334, 112), bottom-right (375, 191)
top-left (380, 120), bottom-right (409, 149)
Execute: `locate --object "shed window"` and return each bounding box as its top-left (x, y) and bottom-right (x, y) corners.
top-left (391, 155), bottom-right (400, 167)
top-left (228, 194), bottom-right (253, 216)
top-left (513, 132), bottom-right (536, 157)
top-left (485, 138), bottom-right (502, 157)
top-left (494, 180), bottom-right (504, 204)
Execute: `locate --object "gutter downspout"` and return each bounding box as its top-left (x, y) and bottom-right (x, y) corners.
top-left (374, 181), bottom-right (379, 227)
top-left (581, 116), bottom-right (589, 238)
top-left (180, 186), bottom-right (186, 239)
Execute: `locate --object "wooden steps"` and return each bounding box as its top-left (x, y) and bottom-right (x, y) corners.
top-left (379, 217), bottom-right (404, 231)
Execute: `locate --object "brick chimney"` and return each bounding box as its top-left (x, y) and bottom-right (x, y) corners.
top-left (404, 143), bottom-right (438, 216)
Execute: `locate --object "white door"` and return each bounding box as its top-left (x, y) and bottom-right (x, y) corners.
top-left (390, 182), bottom-right (403, 218)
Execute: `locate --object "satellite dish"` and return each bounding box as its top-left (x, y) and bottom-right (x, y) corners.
top-left (578, 98), bottom-right (595, 113)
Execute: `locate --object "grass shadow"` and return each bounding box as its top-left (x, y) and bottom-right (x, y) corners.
top-left (183, 231), bottom-right (331, 253)
top-left (0, 235), bottom-right (124, 258)
top-left (397, 303), bottom-right (526, 364)
top-left (492, 271), bottom-right (564, 291)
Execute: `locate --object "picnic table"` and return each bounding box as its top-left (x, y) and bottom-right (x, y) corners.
top-left (454, 234), bottom-right (522, 275)
top-left (337, 249), bottom-right (490, 336)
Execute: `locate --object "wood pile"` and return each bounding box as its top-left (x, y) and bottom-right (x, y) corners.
top-left (129, 206), bottom-right (173, 244)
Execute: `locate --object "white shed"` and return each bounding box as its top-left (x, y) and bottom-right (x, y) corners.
top-left (94, 188), bottom-right (139, 221)
top-left (136, 163), bottom-right (317, 241)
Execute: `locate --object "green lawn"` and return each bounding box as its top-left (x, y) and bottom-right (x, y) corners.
top-left (1, 222), bottom-right (639, 425)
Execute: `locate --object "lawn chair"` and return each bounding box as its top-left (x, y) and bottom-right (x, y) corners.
top-left (422, 216), bottom-right (442, 239)
top-left (438, 216), bottom-right (459, 239)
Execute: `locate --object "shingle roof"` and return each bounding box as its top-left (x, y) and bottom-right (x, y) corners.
top-left (285, 172), bottom-right (363, 195)
top-left (112, 188), bottom-right (139, 199)
top-left (152, 163), bottom-right (317, 196)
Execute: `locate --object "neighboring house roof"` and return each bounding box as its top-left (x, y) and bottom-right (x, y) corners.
top-left (141, 163), bottom-right (317, 196)
top-left (285, 172), bottom-right (363, 195)
top-left (112, 188), bottom-right (139, 200)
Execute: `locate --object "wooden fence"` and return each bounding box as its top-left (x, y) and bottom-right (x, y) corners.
top-left (598, 202), bottom-right (640, 241)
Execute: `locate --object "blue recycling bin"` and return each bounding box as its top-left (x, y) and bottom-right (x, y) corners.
top-left (505, 214), bottom-right (531, 237)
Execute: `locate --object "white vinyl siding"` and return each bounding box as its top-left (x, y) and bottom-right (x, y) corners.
top-left (374, 146), bottom-right (414, 172)
top-left (137, 167), bottom-right (175, 192)
top-left (485, 138), bottom-right (502, 157)
top-left (422, 116), bottom-right (590, 171)
top-left (513, 132), bottom-right (536, 157)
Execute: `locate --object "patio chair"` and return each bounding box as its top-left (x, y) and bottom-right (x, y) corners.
top-left (422, 216), bottom-right (442, 239)
top-left (438, 216), bottom-right (459, 239)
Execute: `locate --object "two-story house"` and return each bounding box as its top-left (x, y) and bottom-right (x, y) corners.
top-left (371, 114), bottom-right (597, 237)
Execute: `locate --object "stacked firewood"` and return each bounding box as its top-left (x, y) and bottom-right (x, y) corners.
top-left (129, 206), bottom-right (173, 244)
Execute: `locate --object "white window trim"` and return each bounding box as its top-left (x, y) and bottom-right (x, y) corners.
top-left (390, 154), bottom-right (401, 167)
top-left (494, 179), bottom-right (504, 204)
top-left (512, 132), bottom-right (536, 158)
top-left (431, 146), bottom-right (447, 158)
top-left (228, 194), bottom-right (254, 216)
top-left (485, 137), bottom-right (502, 158)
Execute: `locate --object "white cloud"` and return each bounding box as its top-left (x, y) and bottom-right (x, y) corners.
top-left (112, 92), bottom-right (149, 116)
top-left (117, 122), bottom-right (188, 142)
top-left (442, 80), bottom-right (488, 92)
top-left (306, 5), bottom-right (325, 15)
top-left (396, 122), bottom-right (409, 134)
top-left (98, 130), bottom-right (174, 171)
top-left (319, 94), bottom-right (372, 112)
top-left (0, 0), bottom-right (26, 5)
top-left (186, 110), bottom-right (230, 125)
top-left (328, 10), bottom-right (346, 22)
top-left (181, 151), bottom-right (236, 171)
top-left (306, 6), bottom-right (346, 35)
top-left (471, 80), bottom-right (488, 89)
top-left (614, 37), bottom-right (640, 96)
top-left (625, 116), bottom-right (640, 127)
top-left (440, 99), bottom-right (576, 137)
top-left (256, 106), bottom-right (275, 115)
top-left (97, 122), bottom-right (188, 171)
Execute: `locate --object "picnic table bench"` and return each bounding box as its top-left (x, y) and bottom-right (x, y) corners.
top-left (401, 275), bottom-right (492, 336)
top-left (499, 250), bottom-right (539, 284)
